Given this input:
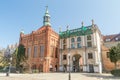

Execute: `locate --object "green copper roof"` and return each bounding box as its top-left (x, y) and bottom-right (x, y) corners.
top-left (44, 22), bottom-right (51, 26)
top-left (45, 6), bottom-right (50, 17)
top-left (20, 29), bottom-right (24, 34)
top-left (59, 25), bottom-right (93, 39)
top-left (43, 6), bottom-right (51, 26)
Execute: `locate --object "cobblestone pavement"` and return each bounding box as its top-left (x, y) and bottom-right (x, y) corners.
top-left (0, 73), bottom-right (120, 80)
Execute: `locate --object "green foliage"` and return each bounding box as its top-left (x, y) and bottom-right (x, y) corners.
top-left (32, 69), bottom-right (39, 73)
top-left (0, 56), bottom-right (10, 67)
top-left (13, 44), bottom-right (26, 72)
top-left (109, 43), bottom-right (120, 69)
top-left (111, 69), bottom-right (120, 77)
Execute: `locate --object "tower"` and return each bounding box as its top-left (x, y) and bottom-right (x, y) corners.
top-left (43, 6), bottom-right (51, 26)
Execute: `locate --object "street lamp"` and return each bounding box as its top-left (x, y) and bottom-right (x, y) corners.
top-left (68, 53), bottom-right (71, 80)
top-left (6, 57), bottom-right (12, 76)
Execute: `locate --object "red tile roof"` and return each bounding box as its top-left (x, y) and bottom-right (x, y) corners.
top-left (103, 33), bottom-right (120, 42)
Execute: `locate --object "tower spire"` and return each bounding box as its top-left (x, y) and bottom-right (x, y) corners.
top-left (43, 6), bottom-right (51, 26)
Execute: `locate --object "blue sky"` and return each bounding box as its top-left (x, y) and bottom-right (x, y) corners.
top-left (0, 0), bottom-right (120, 48)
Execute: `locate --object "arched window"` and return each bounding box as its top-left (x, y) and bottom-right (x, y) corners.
top-left (87, 35), bottom-right (91, 40)
top-left (71, 38), bottom-right (75, 43)
top-left (77, 37), bottom-right (81, 42)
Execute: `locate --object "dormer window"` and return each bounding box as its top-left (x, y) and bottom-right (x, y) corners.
top-left (115, 38), bottom-right (118, 41)
top-left (105, 38), bottom-right (110, 42)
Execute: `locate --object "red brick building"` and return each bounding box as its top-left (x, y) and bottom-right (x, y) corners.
top-left (102, 33), bottom-right (120, 72)
top-left (19, 7), bottom-right (59, 73)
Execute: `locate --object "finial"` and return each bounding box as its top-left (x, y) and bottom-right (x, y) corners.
top-left (67, 25), bottom-right (69, 30)
top-left (81, 21), bottom-right (84, 27)
top-left (92, 19), bottom-right (94, 25)
top-left (45, 6), bottom-right (49, 14)
top-left (59, 27), bottom-right (61, 33)
top-left (43, 6), bottom-right (51, 26)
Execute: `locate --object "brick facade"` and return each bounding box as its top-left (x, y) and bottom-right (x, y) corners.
top-left (102, 34), bottom-right (120, 72)
top-left (19, 26), bottom-right (59, 73)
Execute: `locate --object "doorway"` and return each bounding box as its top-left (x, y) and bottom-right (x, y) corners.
top-left (72, 54), bottom-right (81, 72)
top-left (89, 64), bottom-right (94, 73)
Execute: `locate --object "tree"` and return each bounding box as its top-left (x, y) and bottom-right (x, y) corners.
top-left (109, 43), bottom-right (120, 69)
top-left (14, 44), bottom-right (26, 72)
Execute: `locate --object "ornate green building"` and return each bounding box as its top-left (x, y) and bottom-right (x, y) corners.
top-left (59, 20), bottom-right (102, 73)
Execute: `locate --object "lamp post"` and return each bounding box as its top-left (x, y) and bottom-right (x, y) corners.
top-left (6, 57), bottom-right (12, 76)
top-left (68, 53), bottom-right (71, 80)
top-left (6, 48), bottom-right (12, 76)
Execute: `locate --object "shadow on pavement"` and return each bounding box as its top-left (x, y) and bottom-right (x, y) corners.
top-left (81, 73), bottom-right (120, 80)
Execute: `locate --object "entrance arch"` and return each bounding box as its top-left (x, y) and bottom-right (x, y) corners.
top-left (72, 54), bottom-right (82, 72)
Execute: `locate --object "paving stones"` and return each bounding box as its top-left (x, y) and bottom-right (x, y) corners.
top-left (0, 73), bottom-right (119, 80)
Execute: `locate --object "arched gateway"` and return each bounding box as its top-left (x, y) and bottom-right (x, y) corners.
top-left (72, 54), bottom-right (83, 72)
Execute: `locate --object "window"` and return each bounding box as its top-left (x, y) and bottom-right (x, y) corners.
top-left (106, 52), bottom-right (110, 58)
top-left (87, 42), bottom-right (92, 47)
top-left (77, 37), bottom-right (81, 42)
top-left (88, 53), bottom-right (93, 59)
top-left (71, 44), bottom-right (75, 48)
top-left (71, 38), bottom-right (75, 43)
top-left (51, 46), bottom-right (54, 57)
top-left (55, 47), bottom-right (58, 58)
top-left (77, 43), bottom-right (81, 48)
top-left (115, 38), bottom-right (118, 41)
top-left (63, 55), bottom-right (67, 60)
top-left (63, 45), bottom-right (67, 49)
top-left (27, 47), bottom-right (31, 57)
top-left (34, 46), bottom-right (37, 58)
top-left (63, 39), bottom-right (66, 44)
top-left (40, 45), bottom-right (44, 57)
top-left (87, 35), bottom-right (91, 40)
top-left (105, 39), bottom-right (110, 42)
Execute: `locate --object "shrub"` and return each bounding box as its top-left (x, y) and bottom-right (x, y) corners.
top-left (32, 69), bottom-right (39, 73)
top-left (111, 69), bottom-right (120, 77)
